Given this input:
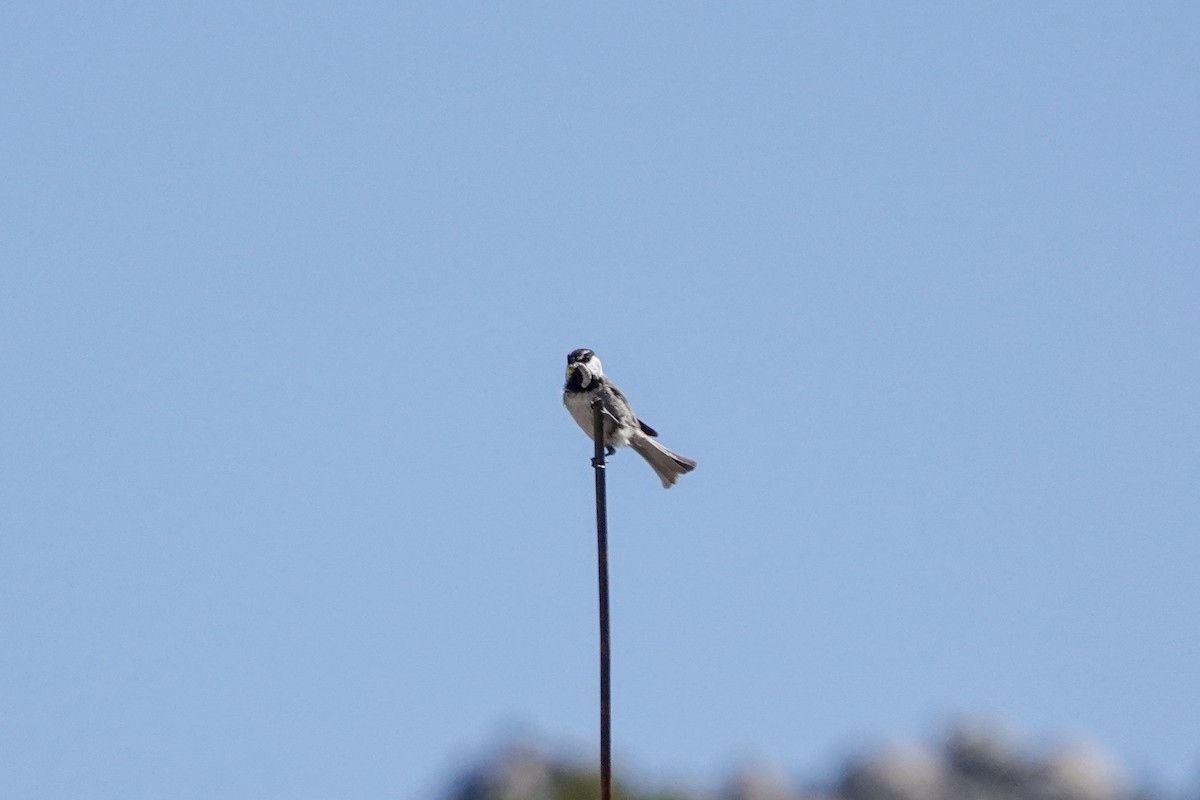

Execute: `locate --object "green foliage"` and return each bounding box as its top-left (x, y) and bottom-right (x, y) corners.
top-left (549, 769), bottom-right (691, 800)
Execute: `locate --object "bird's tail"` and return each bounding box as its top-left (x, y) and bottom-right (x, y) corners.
top-left (630, 435), bottom-right (697, 489)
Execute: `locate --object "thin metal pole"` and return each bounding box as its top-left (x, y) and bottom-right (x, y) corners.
top-left (590, 398), bottom-right (611, 800)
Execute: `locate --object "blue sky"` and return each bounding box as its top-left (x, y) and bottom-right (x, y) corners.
top-left (3, 3), bottom-right (1198, 798)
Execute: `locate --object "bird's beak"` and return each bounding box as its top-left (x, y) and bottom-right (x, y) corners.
top-left (565, 364), bottom-right (578, 380)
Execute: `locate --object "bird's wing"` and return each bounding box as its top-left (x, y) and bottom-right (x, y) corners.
top-left (607, 382), bottom-right (657, 436)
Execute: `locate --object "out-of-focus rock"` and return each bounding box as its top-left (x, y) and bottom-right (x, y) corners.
top-left (723, 763), bottom-right (800, 800)
top-left (441, 723), bottom-right (1154, 800)
top-left (450, 746), bottom-right (555, 800)
top-left (1033, 744), bottom-right (1128, 800)
top-left (840, 742), bottom-right (948, 800)
top-left (945, 720), bottom-right (1030, 789)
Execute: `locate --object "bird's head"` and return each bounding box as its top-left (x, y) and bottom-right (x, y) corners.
top-left (565, 348), bottom-right (604, 387)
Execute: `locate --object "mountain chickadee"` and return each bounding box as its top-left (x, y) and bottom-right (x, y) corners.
top-left (562, 348), bottom-right (697, 488)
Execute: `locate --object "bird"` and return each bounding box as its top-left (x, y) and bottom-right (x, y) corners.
top-left (562, 348), bottom-right (697, 488)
